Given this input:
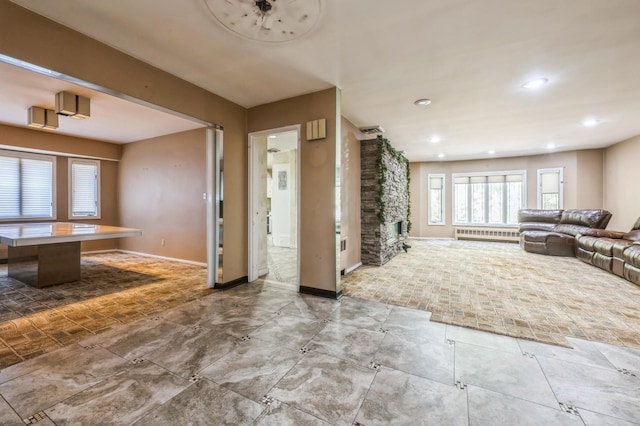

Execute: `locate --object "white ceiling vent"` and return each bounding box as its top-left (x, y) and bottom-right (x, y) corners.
top-left (359, 125), bottom-right (385, 135)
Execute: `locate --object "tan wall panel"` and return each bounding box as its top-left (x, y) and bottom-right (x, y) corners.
top-left (0, 3), bottom-right (248, 280)
top-left (118, 129), bottom-right (207, 263)
top-left (248, 88), bottom-right (338, 292)
top-left (604, 135), bottom-right (640, 230)
top-left (575, 149), bottom-right (604, 209)
top-left (340, 117), bottom-right (362, 272)
top-left (410, 151), bottom-right (585, 238)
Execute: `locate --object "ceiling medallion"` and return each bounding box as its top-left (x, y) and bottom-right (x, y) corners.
top-left (205, 0), bottom-right (322, 43)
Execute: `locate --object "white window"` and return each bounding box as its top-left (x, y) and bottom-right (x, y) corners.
top-left (0, 149), bottom-right (56, 221)
top-left (69, 159), bottom-right (100, 219)
top-left (428, 174), bottom-right (445, 225)
top-left (453, 171), bottom-right (525, 226)
top-left (537, 168), bottom-right (563, 210)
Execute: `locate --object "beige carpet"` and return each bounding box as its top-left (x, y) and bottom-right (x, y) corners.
top-left (341, 239), bottom-right (640, 349)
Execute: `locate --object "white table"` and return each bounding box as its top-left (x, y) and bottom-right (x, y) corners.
top-left (0, 222), bottom-right (142, 287)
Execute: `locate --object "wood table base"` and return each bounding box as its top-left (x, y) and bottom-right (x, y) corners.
top-left (8, 241), bottom-right (81, 288)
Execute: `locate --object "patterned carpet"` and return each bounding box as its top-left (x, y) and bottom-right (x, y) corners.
top-left (0, 253), bottom-right (213, 368)
top-left (342, 239), bottom-right (640, 349)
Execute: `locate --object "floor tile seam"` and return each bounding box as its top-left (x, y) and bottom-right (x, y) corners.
top-left (537, 351), bottom-right (640, 385)
top-left (464, 383), bottom-right (567, 415)
top-left (349, 367), bottom-right (380, 426)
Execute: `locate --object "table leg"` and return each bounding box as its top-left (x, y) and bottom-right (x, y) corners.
top-left (8, 241), bottom-right (81, 288)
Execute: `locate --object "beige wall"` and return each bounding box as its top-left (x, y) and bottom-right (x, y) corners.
top-left (604, 135), bottom-right (640, 230)
top-left (410, 150), bottom-right (602, 238)
top-left (0, 2), bottom-right (248, 281)
top-left (0, 124), bottom-right (120, 259)
top-left (118, 129), bottom-right (207, 263)
top-left (248, 88), bottom-right (339, 293)
top-left (340, 117), bottom-right (362, 273)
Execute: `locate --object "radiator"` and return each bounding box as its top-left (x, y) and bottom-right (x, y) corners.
top-left (454, 227), bottom-right (519, 242)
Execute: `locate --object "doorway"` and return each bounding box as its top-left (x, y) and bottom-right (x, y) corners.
top-left (248, 126), bottom-right (300, 290)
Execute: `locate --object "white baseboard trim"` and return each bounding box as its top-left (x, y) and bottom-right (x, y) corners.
top-left (116, 250), bottom-right (207, 267)
top-left (344, 262), bottom-right (362, 275)
top-left (82, 249), bottom-right (119, 255)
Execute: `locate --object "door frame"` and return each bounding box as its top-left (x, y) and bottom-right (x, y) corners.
top-left (247, 125), bottom-right (301, 288)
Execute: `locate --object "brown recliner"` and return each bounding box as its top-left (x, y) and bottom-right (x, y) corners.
top-left (576, 217), bottom-right (640, 282)
top-left (519, 209), bottom-right (613, 257)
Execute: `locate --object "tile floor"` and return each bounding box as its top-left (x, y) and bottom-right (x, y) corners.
top-left (0, 282), bottom-right (638, 425)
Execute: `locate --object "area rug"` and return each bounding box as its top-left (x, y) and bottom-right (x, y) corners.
top-left (341, 239), bottom-right (640, 349)
top-left (0, 252), bottom-right (213, 368)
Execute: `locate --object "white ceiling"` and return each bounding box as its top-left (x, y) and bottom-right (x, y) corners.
top-left (6, 0), bottom-right (640, 160)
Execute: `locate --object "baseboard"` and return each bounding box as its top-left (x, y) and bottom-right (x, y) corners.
top-left (343, 262), bottom-right (362, 275)
top-left (115, 250), bottom-right (207, 267)
top-left (215, 276), bottom-right (248, 290)
top-left (82, 249), bottom-right (118, 255)
top-left (299, 286), bottom-right (343, 300)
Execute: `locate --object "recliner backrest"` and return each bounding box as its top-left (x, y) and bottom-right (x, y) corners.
top-left (560, 209), bottom-right (612, 229)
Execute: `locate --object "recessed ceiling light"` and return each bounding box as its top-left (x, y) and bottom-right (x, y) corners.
top-left (522, 78), bottom-right (549, 90)
top-left (430, 136), bottom-right (441, 144)
top-left (268, 135), bottom-right (277, 139)
top-left (414, 99), bottom-right (432, 106)
top-left (488, 150), bottom-right (496, 155)
top-left (437, 153), bottom-right (445, 158)
top-left (546, 143), bottom-right (556, 150)
top-left (582, 118), bottom-right (600, 127)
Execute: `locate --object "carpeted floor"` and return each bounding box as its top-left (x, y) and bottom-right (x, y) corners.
top-left (341, 239), bottom-right (640, 349)
top-left (0, 253), bottom-right (213, 368)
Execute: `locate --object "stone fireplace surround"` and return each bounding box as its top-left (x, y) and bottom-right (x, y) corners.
top-left (360, 137), bottom-right (410, 266)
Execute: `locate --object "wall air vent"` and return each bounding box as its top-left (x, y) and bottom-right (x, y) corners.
top-left (359, 125), bottom-right (385, 135)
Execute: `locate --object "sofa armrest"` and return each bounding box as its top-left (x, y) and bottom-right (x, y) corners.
top-left (578, 229), bottom-right (626, 238)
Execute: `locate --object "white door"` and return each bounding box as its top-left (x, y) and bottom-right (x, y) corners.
top-left (271, 163), bottom-right (291, 247)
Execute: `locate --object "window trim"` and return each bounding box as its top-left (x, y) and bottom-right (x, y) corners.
top-left (537, 167), bottom-right (564, 210)
top-left (68, 158), bottom-right (101, 220)
top-left (451, 169), bottom-right (526, 227)
top-left (427, 173), bottom-right (446, 225)
top-left (0, 149), bottom-right (57, 222)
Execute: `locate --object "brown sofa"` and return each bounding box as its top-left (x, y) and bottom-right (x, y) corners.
top-left (518, 209), bottom-right (612, 256)
top-left (576, 217), bottom-right (640, 285)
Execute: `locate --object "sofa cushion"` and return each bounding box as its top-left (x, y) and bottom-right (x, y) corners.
top-left (554, 224), bottom-right (591, 237)
top-left (576, 235), bottom-right (598, 251)
top-left (622, 229), bottom-right (640, 242)
top-left (623, 262), bottom-right (640, 286)
top-left (518, 222), bottom-right (557, 233)
top-left (593, 238), bottom-right (617, 256)
top-left (518, 209), bottom-right (563, 224)
top-left (578, 229), bottom-right (626, 239)
top-left (612, 240), bottom-right (634, 258)
top-left (623, 245), bottom-right (640, 268)
top-left (560, 209), bottom-right (612, 229)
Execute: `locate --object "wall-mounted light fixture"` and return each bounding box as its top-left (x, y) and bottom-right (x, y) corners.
top-left (28, 106), bottom-right (59, 129)
top-left (55, 91), bottom-right (90, 119)
top-left (306, 118), bottom-right (326, 141)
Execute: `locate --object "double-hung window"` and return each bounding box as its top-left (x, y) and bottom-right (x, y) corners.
top-left (428, 174), bottom-right (445, 225)
top-left (537, 168), bottom-right (563, 209)
top-left (453, 170), bottom-right (525, 226)
top-left (69, 159), bottom-right (100, 219)
top-left (0, 149), bottom-right (56, 221)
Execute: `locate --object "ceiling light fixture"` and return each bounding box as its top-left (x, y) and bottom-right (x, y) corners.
top-left (55, 91), bottom-right (90, 119)
top-left (582, 118), bottom-right (600, 127)
top-left (414, 98), bottom-right (432, 106)
top-left (488, 150), bottom-right (496, 155)
top-left (268, 135), bottom-right (277, 139)
top-left (28, 106), bottom-right (58, 129)
top-left (437, 153), bottom-right (445, 159)
top-left (522, 78), bottom-right (549, 90)
top-left (430, 136), bottom-right (441, 144)
top-left (204, 0), bottom-right (322, 43)
top-left (546, 143), bottom-right (556, 150)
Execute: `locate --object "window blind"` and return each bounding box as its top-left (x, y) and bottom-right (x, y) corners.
top-left (71, 161), bottom-right (98, 217)
top-left (0, 151), bottom-right (54, 220)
